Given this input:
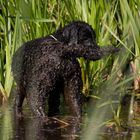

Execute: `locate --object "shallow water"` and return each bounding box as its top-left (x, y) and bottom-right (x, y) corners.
top-left (0, 103), bottom-right (140, 140)
top-left (0, 105), bottom-right (80, 140)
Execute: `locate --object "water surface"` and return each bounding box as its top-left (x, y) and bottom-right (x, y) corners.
top-left (1, 101), bottom-right (140, 140)
top-left (0, 105), bottom-right (80, 140)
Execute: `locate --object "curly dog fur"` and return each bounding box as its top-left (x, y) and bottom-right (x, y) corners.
top-left (12, 21), bottom-right (119, 118)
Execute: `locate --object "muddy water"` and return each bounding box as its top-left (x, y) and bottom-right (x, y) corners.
top-left (0, 104), bottom-right (140, 140)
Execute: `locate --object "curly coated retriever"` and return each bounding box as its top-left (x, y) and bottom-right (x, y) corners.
top-left (12, 21), bottom-right (119, 119)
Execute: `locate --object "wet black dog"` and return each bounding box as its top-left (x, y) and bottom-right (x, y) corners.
top-left (12, 21), bottom-right (119, 119)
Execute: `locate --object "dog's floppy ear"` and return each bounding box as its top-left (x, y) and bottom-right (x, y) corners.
top-left (62, 25), bottom-right (78, 45)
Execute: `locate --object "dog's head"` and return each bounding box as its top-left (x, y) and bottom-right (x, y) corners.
top-left (53, 21), bottom-right (119, 59)
top-left (54, 21), bottom-right (97, 47)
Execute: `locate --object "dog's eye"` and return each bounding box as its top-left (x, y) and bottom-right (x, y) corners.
top-left (79, 34), bottom-right (91, 41)
top-left (82, 36), bottom-right (88, 41)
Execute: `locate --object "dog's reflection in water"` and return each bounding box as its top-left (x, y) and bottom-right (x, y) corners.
top-left (13, 116), bottom-right (80, 140)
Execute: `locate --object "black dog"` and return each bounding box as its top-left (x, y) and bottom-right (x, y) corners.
top-left (12, 21), bottom-right (119, 119)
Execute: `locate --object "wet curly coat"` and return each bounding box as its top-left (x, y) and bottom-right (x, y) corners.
top-left (12, 21), bottom-right (118, 118)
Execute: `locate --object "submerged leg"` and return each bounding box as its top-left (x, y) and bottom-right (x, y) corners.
top-left (64, 72), bottom-right (83, 120)
top-left (14, 85), bottom-right (25, 117)
top-left (26, 86), bottom-right (47, 117)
